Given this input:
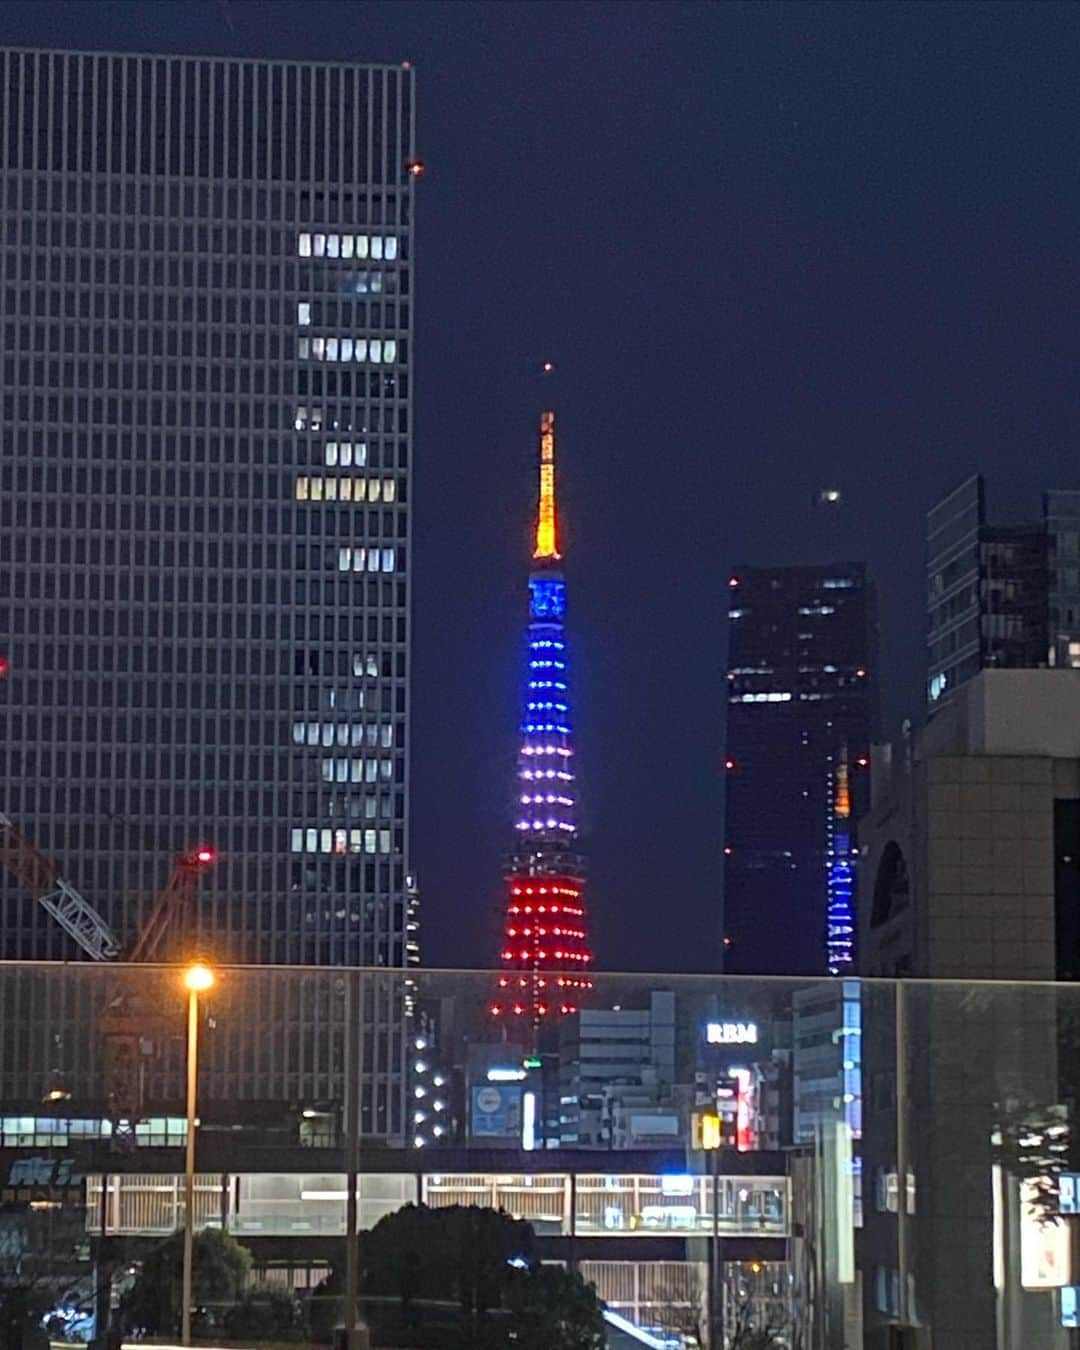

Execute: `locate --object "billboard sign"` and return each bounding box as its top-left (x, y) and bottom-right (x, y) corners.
top-left (470, 1083), bottom-right (523, 1138)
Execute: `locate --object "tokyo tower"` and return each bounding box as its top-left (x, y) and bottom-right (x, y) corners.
top-left (491, 405), bottom-right (594, 1022)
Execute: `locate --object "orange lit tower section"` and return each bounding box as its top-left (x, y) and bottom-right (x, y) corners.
top-left (492, 407), bottom-right (594, 1023)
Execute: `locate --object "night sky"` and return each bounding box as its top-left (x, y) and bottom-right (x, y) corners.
top-left (5, 1), bottom-right (1080, 973)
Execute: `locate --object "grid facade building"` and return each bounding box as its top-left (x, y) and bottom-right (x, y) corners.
top-left (926, 475), bottom-right (1080, 711)
top-left (722, 564), bottom-right (877, 975)
top-left (0, 49), bottom-right (417, 1129)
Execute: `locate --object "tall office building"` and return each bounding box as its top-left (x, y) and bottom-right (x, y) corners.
top-left (0, 49), bottom-right (417, 976)
top-left (926, 475), bottom-right (1080, 709)
top-left (722, 564), bottom-right (877, 975)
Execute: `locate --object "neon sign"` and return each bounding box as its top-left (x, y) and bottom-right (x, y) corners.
top-left (706, 1021), bottom-right (758, 1045)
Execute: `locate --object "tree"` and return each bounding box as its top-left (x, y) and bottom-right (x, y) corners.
top-left (360, 1203), bottom-right (533, 1337)
top-left (314, 1204), bottom-right (604, 1348)
top-left (729, 1296), bottom-right (791, 1350)
top-left (119, 1227), bottom-right (252, 1336)
top-left (223, 1288), bottom-right (302, 1341)
top-left (504, 1262), bottom-right (606, 1350)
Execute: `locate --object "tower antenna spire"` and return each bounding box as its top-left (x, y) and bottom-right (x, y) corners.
top-left (533, 408), bottom-right (560, 562)
top-left (533, 362), bottom-right (560, 563)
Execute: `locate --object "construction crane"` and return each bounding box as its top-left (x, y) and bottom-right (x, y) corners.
top-left (0, 814), bottom-right (216, 1144)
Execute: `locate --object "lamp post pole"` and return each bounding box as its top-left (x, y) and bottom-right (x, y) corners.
top-left (180, 964), bottom-right (213, 1346)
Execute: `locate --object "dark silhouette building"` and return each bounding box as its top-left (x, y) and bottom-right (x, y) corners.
top-left (926, 475), bottom-right (1080, 710)
top-left (722, 563), bottom-right (878, 975)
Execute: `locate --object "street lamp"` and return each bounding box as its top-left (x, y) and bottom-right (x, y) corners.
top-left (181, 962), bottom-right (214, 1346)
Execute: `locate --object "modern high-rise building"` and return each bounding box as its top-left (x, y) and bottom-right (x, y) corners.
top-left (492, 408), bottom-right (594, 1023)
top-left (926, 475), bottom-right (1080, 709)
top-left (0, 49), bottom-right (417, 983)
top-left (722, 563), bottom-right (877, 975)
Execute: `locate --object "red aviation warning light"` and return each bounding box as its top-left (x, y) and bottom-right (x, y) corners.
top-left (405, 159), bottom-right (425, 178)
top-left (191, 845), bottom-right (216, 866)
top-left (0, 656), bottom-right (9, 677)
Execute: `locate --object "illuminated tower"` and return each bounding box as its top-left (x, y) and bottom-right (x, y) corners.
top-left (493, 409), bottom-right (594, 1022)
top-left (826, 745), bottom-right (856, 974)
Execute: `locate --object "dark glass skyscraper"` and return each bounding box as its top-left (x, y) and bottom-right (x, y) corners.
top-left (0, 49), bottom-right (417, 975)
top-left (722, 563), bottom-right (877, 975)
top-left (927, 475), bottom-right (1080, 711)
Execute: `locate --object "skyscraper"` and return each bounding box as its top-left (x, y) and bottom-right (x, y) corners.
top-left (493, 409), bottom-right (594, 1022)
top-left (0, 49), bottom-right (417, 975)
top-left (925, 474), bottom-right (1080, 710)
top-left (722, 563), bottom-right (877, 975)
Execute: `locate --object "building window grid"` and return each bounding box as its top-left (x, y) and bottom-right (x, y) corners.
top-left (0, 53), bottom-right (415, 998)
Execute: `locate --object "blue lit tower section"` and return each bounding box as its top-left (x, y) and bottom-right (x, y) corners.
top-left (826, 746), bottom-right (856, 974)
top-left (492, 410), bottom-right (594, 1022)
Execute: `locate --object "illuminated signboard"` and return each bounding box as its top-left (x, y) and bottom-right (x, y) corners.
top-left (706, 1021), bottom-right (758, 1045)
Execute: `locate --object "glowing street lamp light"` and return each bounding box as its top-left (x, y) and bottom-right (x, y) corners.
top-left (183, 962), bottom-right (214, 993)
top-left (180, 962), bottom-right (215, 1345)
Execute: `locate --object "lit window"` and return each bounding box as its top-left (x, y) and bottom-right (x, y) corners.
top-left (327, 233), bottom-right (340, 258)
top-left (383, 479), bottom-right (396, 502)
top-left (334, 829), bottom-right (347, 855)
top-left (298, 302), bottom-right (311, 325)
top-left (356, 235), bottom-right (369, 259)
top-left (379, 760), bottom-right (392, 781)
top-left (339, 443), bottom-right (352, 466)
top-left (298, 337), bottom-right (310, 359)
top-left (355, 339), bottom-right (368, 362)
top-left (365, 829), bottom-right (377, 853)
top-left (381, 548), bottom-right (395, 572)
top-left (298, 233), bottom-right (312, 257)
top-left (384, 236), bottom-right (398, 261)
top-left (380, 724), bottom-right (394, 748)
top-left (325, 478), bottom-right (338, 501)
top-left (313, 234), bottom-right (326, 257)
top-left (321, 724), bottom-right (334, 747)
top-left (1070, 641), bottom-right (1080, 668)
top-left (320, 830), bottom-right (332, 854)
top-left (326, 337), bottom-right (339, 361)
top-left (370, 339), bottom-right (382, 364)
top-left (338, 548), bottom-right (350, 572)
top-left (367, 549), bottom-right (379, 572)
top-left (349, 829), bottom-right (363, 853)
top-left (371, 236), bottom-right (384, 260)
top-left (341, 338), bottom-right (354, 361)
top-left (369, 480), bottom-right (381, 503)
top-left (290, 829), bottom-right (303, 852)
top-left (338, 478), bottom-right (352, 501)
top-left (379, 829), bottom-right (392, 854)
top-left (312, 337), bottom-right (325, 359)
top-left (350, 760), bottom-right (363, 783)
top-left (305, 828), bottom-right (318, 852)
top-left (383, 340), bottom-right (397, 363)
top-left (342, 234), bottom-right (355, 259)
top-left (325, 443), bottom-right (339, 466)
top-left (292, 723), bottom-right (304, 744)
top-left (310, 477), bottom-right (323, 501)
top-left (295, 477), bottom-right (309, 501)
